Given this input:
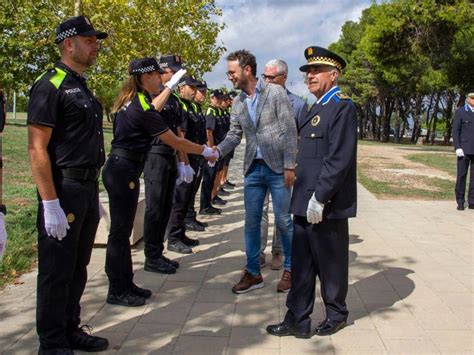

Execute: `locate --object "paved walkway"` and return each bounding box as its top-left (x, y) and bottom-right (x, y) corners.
top-left (1, 144), bottom-right (473, 354)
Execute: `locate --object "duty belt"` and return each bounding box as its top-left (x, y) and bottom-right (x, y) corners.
top-left (60, 167), bottom-right (100, 181)
top-left (149, 145), bottom-right (176, 156)
top-left (110, 147), bottom-right (145, 163)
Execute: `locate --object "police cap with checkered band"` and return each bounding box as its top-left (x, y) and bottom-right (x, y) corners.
top-left (299, 46), bottom-right (346, 72)
top-left (55, 16), bottom-right (107, 44)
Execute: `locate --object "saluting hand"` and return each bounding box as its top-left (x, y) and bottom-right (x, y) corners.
top-left (42, 199), bottom-right (70, 241)
top-left (306, 194), bottom-right (324, 224)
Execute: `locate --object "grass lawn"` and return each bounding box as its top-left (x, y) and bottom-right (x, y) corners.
top-left (1, 122), bottom-right (112, 288)
top-left (406, 153), bottom-right (457, 177)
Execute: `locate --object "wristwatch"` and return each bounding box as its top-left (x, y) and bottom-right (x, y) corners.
top-left (0, 204), bottom-right (6, 215)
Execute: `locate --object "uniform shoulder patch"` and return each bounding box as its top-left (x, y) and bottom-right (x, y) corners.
top-left (335, 92), bottom-right (351, 100)
top-left (137, 92), bottom-right (151, 111)
top-left (206, 107), bottom-right (215, 115)
top-left (49, 67), bottom-right (67, 89)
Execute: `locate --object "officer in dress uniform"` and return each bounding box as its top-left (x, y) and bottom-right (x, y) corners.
top-left (27, 16), bottom-right (109, 354)
top-left (267, 46), bottom-right (357, 338)
top-left (185, 80), bottom-right (210, 230)
top-left (199, 90), bottom-right (225, 214)
top-left (166, 75), bottom-right (204, 254)
top-left (452, 89), bottom-right (474, 210)
top-left (103, 59), bottom-right (216, 306)
top-left (142, 54), bottom-right (188, 274)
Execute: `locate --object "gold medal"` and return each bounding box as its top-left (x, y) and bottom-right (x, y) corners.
top-left (129, 181), bottom-right (136, 189)
top-left (311, 115), bottom-right (320, 127)
top-left (66, 213), bottom-right (75, 223)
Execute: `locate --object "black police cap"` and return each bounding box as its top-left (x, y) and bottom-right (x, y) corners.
top-left (55, 15), bottom-right (107, 44)
top-left (211, 89), bottom-right (223, 99)
top-left (128, 58), bottom-right (164, 76)
top-left (178, 75), bottom-right (201, 87)
top-left (299, 46), bottom-right (346, 72)
top-left (159, 54), bottom-right (183, 72)
top-left (197, 80), bottom-right (208, 91)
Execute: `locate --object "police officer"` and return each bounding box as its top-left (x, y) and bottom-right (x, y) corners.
top-left (27, 16), bottom-right (109, 354)
top-left (103, 59), bottom-right (216, 306)
top-left (185, 80), bottom-right (210, 230)
top-left (166, 75), bottom-right (204, 254)
top-left (143, 54), bottom-right (195, 274)
top-left (267, 46), bottom-right (357, 338)
top-left (199, 90), bottom-right (225, 214)
top-left (212, 95), bottom-right (230, 205)
top-left (453, 89), bottom-right (474, 210)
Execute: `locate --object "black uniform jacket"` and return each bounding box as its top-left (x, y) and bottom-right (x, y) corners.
top-left (452, 104), bottom-right (474, 155)
top-left (290, 86), bottom-right (357, 219)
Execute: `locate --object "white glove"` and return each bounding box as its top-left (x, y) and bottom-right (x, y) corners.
top-left (176, 162), bottom-right (186, 185)
top-left (98, 201), bottom-right (105, 219)
top-left (42, 199), bottom-right (70, 241)
top-left (201, 145), bottom-right (219, 159)
top-left (184, 164), bottom-right (195, 183)
top-left (165, 69), bottom-right (187, 91)
top-left (0, 213), bottom-right (7, 262)
top-left (306, 194), bottom-right (324, 224)
top-left (456, 148), bottom-right (464, 158)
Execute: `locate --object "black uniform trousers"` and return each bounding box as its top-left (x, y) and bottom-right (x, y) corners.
top-left (167, 155), bottom-right (202, 243)
top-left (143, 152), bottom-right (177, 258)
top-left (284, 215), bottom-right (349, 333)
top-left (103, 155), bottom-right (143, 293)
top-left (37, 177), bottom-right (99, 350)
top-left (200, 160), bottom-right (218, 210)
top-left (186, 157), bottom-right (205, 222)
top-left (455, 154), bottom-right (474, 206)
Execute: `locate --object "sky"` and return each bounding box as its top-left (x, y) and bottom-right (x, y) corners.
top-left (203, 0), bottom-right (374, 99)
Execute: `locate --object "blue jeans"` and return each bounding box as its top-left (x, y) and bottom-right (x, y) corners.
top-left (244, 161), bottom-right (293, 275)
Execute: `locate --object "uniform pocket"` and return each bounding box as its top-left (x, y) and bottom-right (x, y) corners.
top-left (301, 130), bottom-right (325, 158)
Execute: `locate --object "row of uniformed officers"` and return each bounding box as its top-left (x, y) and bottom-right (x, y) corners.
top-left (27, 16), bottom-right (236, 354)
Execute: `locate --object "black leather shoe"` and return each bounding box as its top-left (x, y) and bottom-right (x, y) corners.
top-left (129, 283), bottom-right (152, 299)
top-left (266, 322), bottom-right (312, 339)
top-left (457, 205), bottom-right (465, 211)
top-left (196, 219), bottom-right (208, 227)
top-left (200, 206), bottom-right (222, 215)
top-left (185, 220), bottom-right (205, 232)
top-left (212, 196), bottom-right (227, 205)
top-left (224, 180), bottom-right (236, 188)
top-left (315, 319), bottom-right (346, 336)
top-left (145, 257), bottom-right (177, 274)
top-left (107, 289), bottom-right (146, 307)
top-left (159, 255), bottom-right (179, 268)
top-left (218, 188), bottom-right (231, 196)
top-left (69, 325), bottom-right (109, 352)
top-left (167, 240), bottom-right (193, 254)
top-left (469, 204), bottom-right (474, 209)
top-left (182, 235), bottom-right (200, 247)
top-left (38, 348), bottom-right (73, 355)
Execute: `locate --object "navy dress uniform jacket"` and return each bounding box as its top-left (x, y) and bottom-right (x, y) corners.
top-left (290, 86), bottom-right (357, 219)
top-left (452, 104), bottom-right (474, 155)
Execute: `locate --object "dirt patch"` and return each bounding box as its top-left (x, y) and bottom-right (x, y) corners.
top-left (358, 143), bottom-right (454, 200)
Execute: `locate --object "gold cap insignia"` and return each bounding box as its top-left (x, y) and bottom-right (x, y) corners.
top-left (311, 115), bottom-right (321, 127)
top-left (129, 181), bottom-right (136, 189)
top-left (308, 47), bottom-right (313, 56)
top-left (66, 213), bottom-right (75, 223)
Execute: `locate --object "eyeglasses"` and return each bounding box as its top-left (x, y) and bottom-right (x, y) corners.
top-left (261, 73), bottom-right (284, 81)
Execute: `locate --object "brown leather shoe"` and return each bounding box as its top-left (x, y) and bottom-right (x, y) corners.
top-left (277, 270), bottom-right (291, 293)
top-left (260, 254), bottom-right (266, 268)
top-left (232, 270), bottom-right (264, 294)
top-left (270, 253), bottom-right (283, 270)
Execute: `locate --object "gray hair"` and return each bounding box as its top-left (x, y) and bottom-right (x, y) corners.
top-left (265, 59), bottom-right (288, 75)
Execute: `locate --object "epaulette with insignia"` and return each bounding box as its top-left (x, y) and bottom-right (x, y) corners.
top-left (335, 93), bottom-right (351, 100)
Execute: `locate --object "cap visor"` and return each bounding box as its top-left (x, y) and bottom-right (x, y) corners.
top-left (80, 30), bottom-right (108, 39)
top-left (169, 64), bottom-right (183, 72)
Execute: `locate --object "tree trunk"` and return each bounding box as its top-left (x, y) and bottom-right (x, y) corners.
top-left (430, 92), bottom-right (441, 145)
top-left (394, 97), bottom-right (401, 143)
top-left (74, 0), bottom-right (82, 16)
top-left (444, 91), bottom-right (454, 145)
top-left (425, 93), bottom-right (435, 144)
top-left (411, 95), bottom-right (422, 143)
